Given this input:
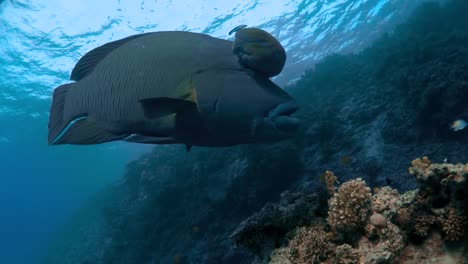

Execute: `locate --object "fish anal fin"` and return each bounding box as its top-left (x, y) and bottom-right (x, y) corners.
top-left (70, 33), bottom-right (152, 81)
top-left (139, 97), bottom-right (196, 119)
top-left (123, 134), bottom-right (179, 145)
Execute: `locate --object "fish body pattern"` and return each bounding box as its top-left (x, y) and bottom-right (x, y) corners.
top-left (48, 30), bottom-right (299, 147)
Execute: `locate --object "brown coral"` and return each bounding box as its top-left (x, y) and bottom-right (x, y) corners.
top-left (441, 208), bottom-right (466, 241)
top-left (408, 156), bottom-right (431, 175)
top-left (287, 225), bottom-right (333, 264)
top-left (413, 215), bottom-right (436, 237)
top-left (327, 178), bottom-right (372, 232)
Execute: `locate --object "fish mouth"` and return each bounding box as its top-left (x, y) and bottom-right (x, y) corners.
top-left (267, 100), bottom-right (300, 133)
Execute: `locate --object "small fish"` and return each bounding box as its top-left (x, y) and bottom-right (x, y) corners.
top-left (228, 24), bottom-right (247, 35)
top-left (443, 158), bottom-right (448, 163)
top-left (450, 119), bottom-right (467, 131)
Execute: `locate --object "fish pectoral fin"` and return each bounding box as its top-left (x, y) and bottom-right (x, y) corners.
top-left (139, 97), bottom-right (196, 119)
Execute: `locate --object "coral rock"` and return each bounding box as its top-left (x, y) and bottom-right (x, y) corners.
top-left (230, 191), bottom-right (322, 257)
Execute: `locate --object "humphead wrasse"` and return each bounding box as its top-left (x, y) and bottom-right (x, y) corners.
top-left (48, 28), bottom-right (299, 149)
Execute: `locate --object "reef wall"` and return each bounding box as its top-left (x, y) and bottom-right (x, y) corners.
top-left (43, 0), bottom-right (468, 263)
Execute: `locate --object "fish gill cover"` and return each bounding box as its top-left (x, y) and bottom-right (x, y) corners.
top-left (0, 0), bottom-right (464, 264)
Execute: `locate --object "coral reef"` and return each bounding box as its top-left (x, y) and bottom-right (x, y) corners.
top-left (407, 157), bottom-right (467, 241)
top-left (234, 158), bottom-right (467, 264)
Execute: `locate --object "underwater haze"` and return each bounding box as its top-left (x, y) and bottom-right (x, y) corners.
top-left (2, 0), bottom-right (467, 263)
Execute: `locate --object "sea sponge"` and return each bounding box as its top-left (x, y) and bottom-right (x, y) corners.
top-left (394, 207), bottom-right (412, 228)
top-left (327, 178), bottom-right (372, 232)
top-left (370, 213), bottom-right (387, 228)
top-left (287, 225), bottom-right (333, 264)
top-left (441, 208), bottom-right (466, 241)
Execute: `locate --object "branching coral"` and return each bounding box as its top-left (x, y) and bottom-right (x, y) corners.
top-left (287, 225), bottom-right (333, 264)
top-left (441, 208), bottom-right (466, 241)
top-left (327, 178), bottom-right (372, 232)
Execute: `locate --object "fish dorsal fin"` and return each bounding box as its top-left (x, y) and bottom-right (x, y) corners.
top-left (70, 33), bottom-right (152, 81)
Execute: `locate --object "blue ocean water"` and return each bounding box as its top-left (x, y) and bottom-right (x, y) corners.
top-left (0, 0), bottom-right (440, 263)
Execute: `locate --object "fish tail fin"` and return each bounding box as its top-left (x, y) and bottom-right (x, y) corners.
top-left (48, 83), bottom-right (129, 145)
top-left (48, 83), bottom-right (74, 145)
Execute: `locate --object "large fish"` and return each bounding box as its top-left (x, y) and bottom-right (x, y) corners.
top-left (48, 28), bottom-right (299, 149)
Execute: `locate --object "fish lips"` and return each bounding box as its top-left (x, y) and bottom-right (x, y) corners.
top-left (266, 100), bottom-right (300, 133)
